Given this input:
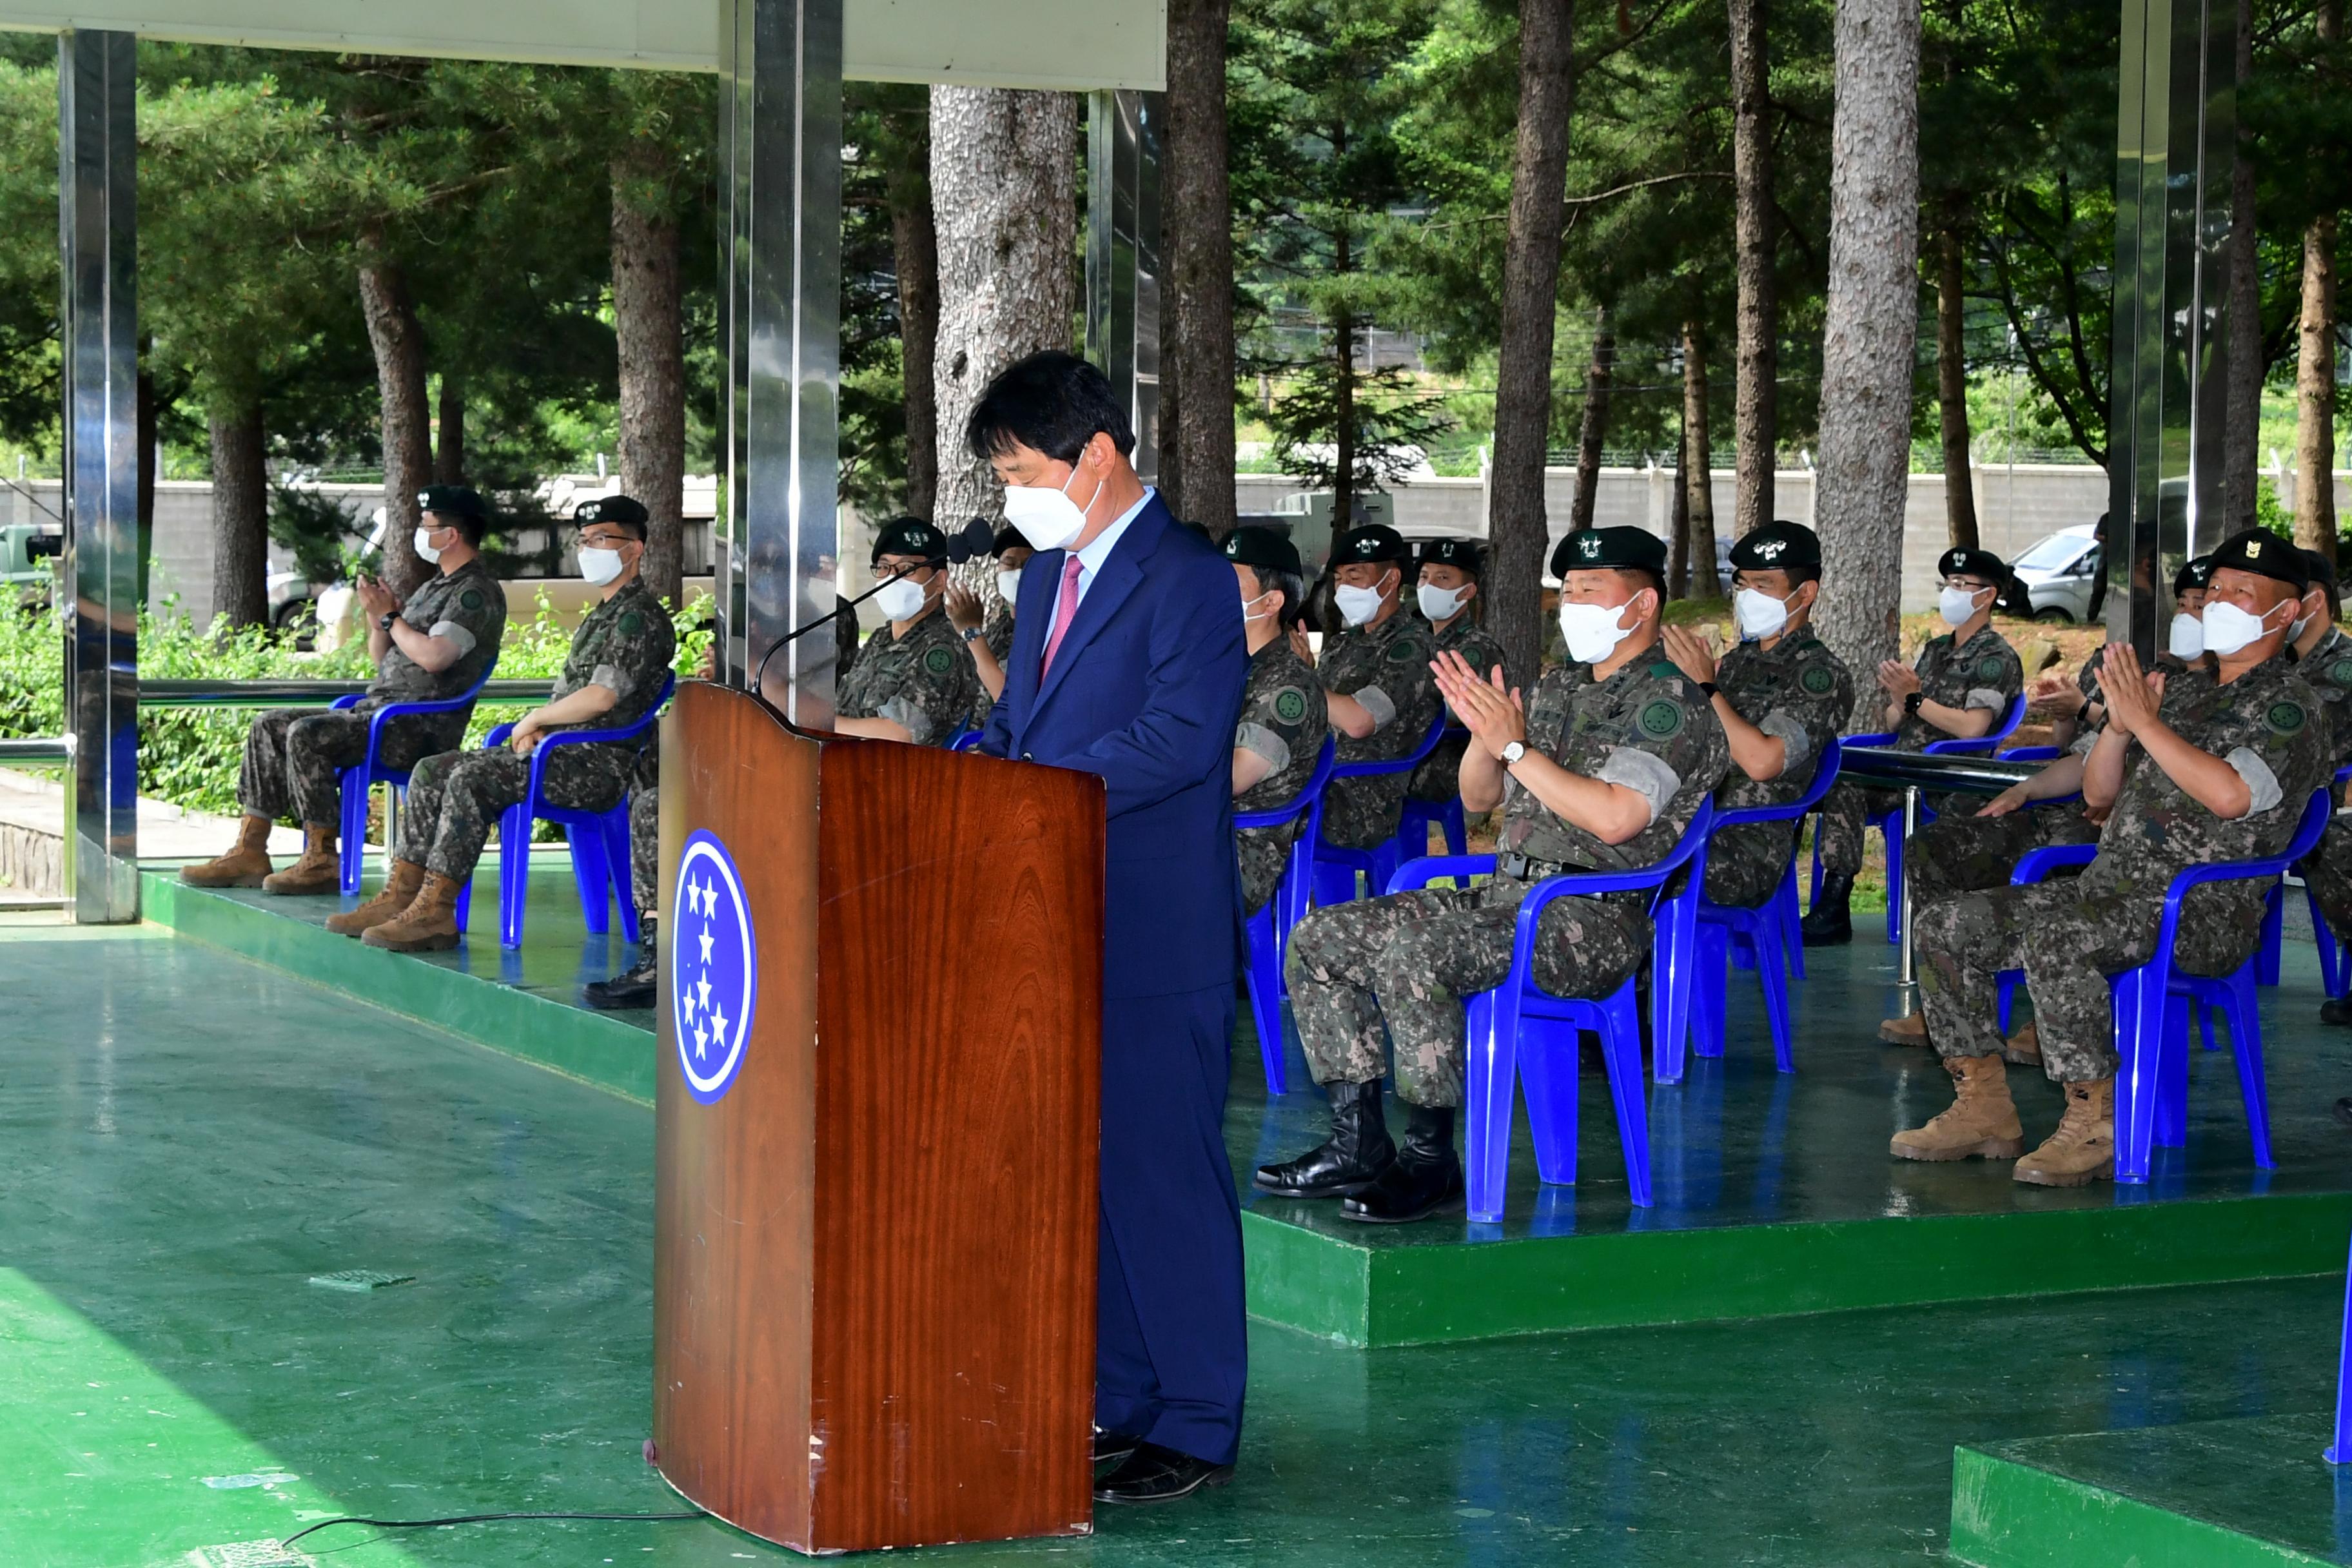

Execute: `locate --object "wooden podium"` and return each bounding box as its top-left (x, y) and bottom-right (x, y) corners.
top-left (651, 681), bottom-right (1104, 1553)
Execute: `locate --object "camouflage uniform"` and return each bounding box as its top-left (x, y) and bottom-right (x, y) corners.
top-left (236, 558), bottom-right (508, 828)
top-left (1916, 657), bottom-right (2330, 1081)
top-left (1318, 611), bottom-right (1442, 849)
top-left (836, 604), bottom-right (977, 746)
top-left (2287, 625), bottom-right (2352, 940)
top-left (1817, 623), bottom-right (2023, 877)
top-left (1702, 627), bottom-right (1856, 908)
top-left (1406, 615), bottom-right (1507, 808)
top-left (1286, 654), bottom-right (1727, 1106)
top-left (966, 604), bottom-right (1019, 730)
top-left (398, 580), bottom-right (675, 882)
top-left (628, 736), bottom-right (660, 922)
top-left (1233, 640), bottom-right (1328, 914)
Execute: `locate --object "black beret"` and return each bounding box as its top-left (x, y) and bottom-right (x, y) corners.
top-left (1937, 546), bottom-right (2007, 583)
top-left (1224, 526), bottom-right (1302, 576)
top-left (1331, 524), bottom-right (1412, 566)
top-left (871, 516), bottom-right (947, 564)
top-left (990, 525), bottom-right (1028, 558)
top-left (1729, 519), bottom-right (1821, 573)
top-left (2303, 546), bottom-right (2338, 597)
top-left (416, 484), bottom-right (487, 521)
top-left (1551, 526), bottom-right (1667, 578)
top-left (2174, 555), bottom-right (2215, 597)
top-left (574, 495), bottom-right (649, 527)
top-left (1418, 536), bottom-right (1484, 575)
top-left (2207, 529), bottom-right (2309, 593)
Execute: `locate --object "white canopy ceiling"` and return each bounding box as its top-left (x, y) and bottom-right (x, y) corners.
top-left (0, 0), bottom-right (1165, 88)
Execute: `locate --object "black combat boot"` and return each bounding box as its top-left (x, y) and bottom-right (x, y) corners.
top-left (1339, 1103), bottom-right (1464, 1224)
top-left (1253, 1079), bottom-right (1395, 1198)
top-left (1801, 872), bottom-right (1855, 946)
top-left (583, 937), bottom-right (658, 1011)
top-left (2322, 997), bottom-right (2352, 1027)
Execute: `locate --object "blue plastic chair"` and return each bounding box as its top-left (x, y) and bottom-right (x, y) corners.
top-left (1681, 740), bottom-right (1845, 1081)
top-left (1387, 800), bottom-right (1716, 1220)
top-left (1809, 691), bottom-right (2028, 946)
top-left (2255, 762), bottom-right (2351, 992)
top-left (1395, 726), bottom-right (1471, 868)
top-left (2328, 1230), bottom-right (2352, 1462)
top-left (945, 725), bottom-right (981, 752)
top-left (1308, 710), bottom-right (1453, 906)
top-left (451, 674), bottom-right (674, 950)
top-left (1235, 736), bottom-right (1339, 1093)
top-left (332, 660), bottom-right (500, 896)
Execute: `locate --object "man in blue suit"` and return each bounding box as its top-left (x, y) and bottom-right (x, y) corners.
top-left (972, 351), bottom-right (1251, 1505)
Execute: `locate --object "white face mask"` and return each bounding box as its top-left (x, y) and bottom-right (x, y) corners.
top-left (579, 545), bottom-right (625, 587)
top-left (2290, 605), bottom-right (2317, 643)
top-left (1001, 460), bottom-right (1103, 552)
top-left (1733, 587), bottom-right (1792, 642)
top-left (414, 525), bottom-right (444, 565)
top-left (1938, 583), bottom-right (1986, 628)
top-left (2167, 611), bottom-right (2204, 661)
top-left (2202, 598), bottom-right (2286, 658)
top-left (1416, 582), bottom-right (1470, 623)
top-left (874, 573), bottom-right (929, 622)
top-left (1558, 597), bottom-right (1644, 665)
top-left (996, 569), bottom-right (1023, 605)
top-left (1242, 591), bottom-right (1279, 624)
top-left (1333, 574), bottom-right (1393, 628)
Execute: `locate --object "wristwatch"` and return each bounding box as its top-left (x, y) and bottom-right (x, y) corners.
top-left (1499, 740), bottom-right (1527, 767)
top-left (1698, 681), bottom-right (1720, 701)
top-left (378, 612), bottom-right (396, 633)
top-left (1903, 691), bottom-right (1925, 716)
top-left (960, 626), bottom-right (983, 643)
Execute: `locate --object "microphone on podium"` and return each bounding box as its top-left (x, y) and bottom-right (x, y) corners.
top-left (746, 516), bottom-right (998, 701)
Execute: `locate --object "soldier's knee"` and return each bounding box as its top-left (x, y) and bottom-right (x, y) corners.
top-left (1284, 910), bottom-right (1344, 986)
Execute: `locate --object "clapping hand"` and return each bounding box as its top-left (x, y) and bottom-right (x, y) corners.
top-left (1660, 623), bottom-right (1718, 687)
top-left (1431, 649), bottom-right (1525, 760)
top-left (944, 581), bottom-right (983, 634)
top-left (354, 574), bottom-right (399, 620)
top-left (1877, 660), bottom-right (1921, 700)
top-left (2093, 643), bottom-right (2164, 738)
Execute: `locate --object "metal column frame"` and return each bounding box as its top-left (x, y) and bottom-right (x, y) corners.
top-left (1084, 88), bottom-right (1162, 483)
top-left (2108, 0), bottom-right (2237, 657)
top-left (58, 28), bottom-right (138, 925)
top-left (715, 0), bottom-right (842, 725)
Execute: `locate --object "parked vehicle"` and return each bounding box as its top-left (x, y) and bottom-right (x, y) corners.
top-left (2008, 524), bottom-right (2102, 622)
top-left (2, 522), bottom-right (61, 608)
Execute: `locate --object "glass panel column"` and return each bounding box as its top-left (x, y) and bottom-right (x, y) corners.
top-left (1086, 88), bottom-right (1163, 484)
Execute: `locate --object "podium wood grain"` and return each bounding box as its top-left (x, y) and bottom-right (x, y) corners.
top-left (653, 681), bottom-right (1104, 1553)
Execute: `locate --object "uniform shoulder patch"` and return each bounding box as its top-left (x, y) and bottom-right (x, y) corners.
top-left (1800, 664), bottom-right (1836, 695)
top-left (1273, 687), bottom-right (1308, 723)
top-left (2328, 657), bottom-right (2352, 689)
top-left (1638, 700), bottom-right (1685, 739)
top-left (620, 611), bottom-right (643, 636)
top-left (2268, 700), bottom-right (2308, 734)
top-left (1977, 655), bottom-right (2007, 680)
top-left (923, 645), bottom-right (955, 676)
top-left (1386, 635), bottom-right (1427, 663)
top-left (460, 589), bottom-right (484, 611)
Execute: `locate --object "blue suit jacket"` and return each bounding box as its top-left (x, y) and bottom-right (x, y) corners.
top-left (981, 493), bottom-right (1249, 999)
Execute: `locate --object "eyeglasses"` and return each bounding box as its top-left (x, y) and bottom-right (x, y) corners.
top-left (574, 531), bottom-right (636, 550)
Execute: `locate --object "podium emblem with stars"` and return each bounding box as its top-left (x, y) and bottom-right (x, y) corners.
top-left (672, 829), bottom-right (758, 1104)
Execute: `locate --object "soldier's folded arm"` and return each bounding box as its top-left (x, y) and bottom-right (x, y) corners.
top-left (1326, 685), bottom-right (1387, 741)
top-left (1498, 746), bottom-right (1663, 847)
top-left (2139, 720), bottom-right (2263, 819)
top-left (1918, 691), bottom-right (2001, 739)
top-left (1718, 701), bottom-right (1793, 783)
top-left (524, 681), bottom-right (621, 734)
top-left (390, 616), bottom-right (470, 673)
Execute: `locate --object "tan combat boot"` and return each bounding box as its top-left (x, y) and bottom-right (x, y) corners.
top-left (361, 872), bottom-right (464, 953)
top-left (2014, 1078), bottom-right (2115, 1187)
top-left (1878, 1009), bottom-right (1928, 1046)
top-left (260, 825), bottom-right (341, 896)
top-left (1890, 1054), bottom-right (2027, 1162)
top-left (180, 814), bottom-right (275, 888)
top-left (2003, 1019), bottom-right (2043, 1068)
top-left (324, 859), bottom-right (426, 937)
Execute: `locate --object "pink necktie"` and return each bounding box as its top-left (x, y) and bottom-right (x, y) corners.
top-left (1041, 554), bottom-right (1086, 676)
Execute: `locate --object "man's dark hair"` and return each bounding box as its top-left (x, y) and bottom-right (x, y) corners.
top-left (966, 350), bottom-right (1137, 465)
top-left (1785, 564), bottom-right (1822, 589)
top-left (1618, 567), bottom-right (1666, 602)
top-left (598, 517), bottom-right (650, 545)
top-left (448, 513), bottom-right (487, 549)
top-left (1257, 565), bottom-right (1308, 630)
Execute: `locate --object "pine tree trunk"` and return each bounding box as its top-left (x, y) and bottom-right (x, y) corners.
top-left (1164, 0), bottom-right (1239, 536)
top-left (1683, 319), bottom-right (1720, 598)
top-left (1935, 210), bottom-right (1979, 549)
top-left (1729, 0), bottom-right (1778, 536)
top-left (612, 148), bottom-right (689, 605)
top-left (358, 248), bottom-right (434, 594)
top-left (2297, 212), bottom-right (2339, 561)
top-left (1811, 0), bottom-right (1922, 718)
top-left (433, 374), bottom-right (466, 485)
top-left (1570, 315), bottom-right (1614, 533)
top-left (1333, 303), bottom-right (1358, 533)
top-left (930, 87), bottom-right (1079, 532)
top-left (209, 397), bottom-right (270, 630)
top-left (890, 165), bottom-right (941, 519)
top-left (2222, 0), bottom-right (2262, 532)
top-left (1488, 0), bottom-right (1576, 683)
top-left (1671, 413), bottom-right (1692, 598)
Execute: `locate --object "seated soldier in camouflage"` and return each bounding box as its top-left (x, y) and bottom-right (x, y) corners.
top-left (1257, 527), bottom-right (1727, 1224)
top-left (327, 496), bottom-right (676, 952)
top-left (945, 526), bottom-right (1031, 732)
top-left (829, 518), bottom-right (979, 745)
top-left (1801, 545), bottom-right (2024, 945)
top-left (181, 484), bottom-right (509, 896)
top-left (1313, 524), bottom-right (1442, 859)
top-left (1403, 537), bottom-right (1506, 834)
top-left (1658, 520), bottom-right (1854, 910)
top-left (1224, 527), bottom-right (1329, 914)
top-left (2277, 547), bottom-right (2352, 1029)
top-left (1897, 529), bottom-right (2330, 1187)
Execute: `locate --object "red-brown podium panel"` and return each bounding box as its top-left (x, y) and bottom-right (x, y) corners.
top-left (652, 681), bottom-right (1103, 1553)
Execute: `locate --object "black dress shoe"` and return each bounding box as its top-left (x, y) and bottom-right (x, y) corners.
top-left (2324, 997), bottom-right (2352, 1027)
top-left (1340, 1104), bottom-right (1464, 1224)
top-left (2333, 1096), bottom-right (2352, 1128)
top-left (1253, 1079), bottom-right (1395, 1198)
top-left (1092, 1428), bottom-right (1143, 1466)
top-left (583, 956), bottom-right (657, 1011)
top-left (1800, 872), bottom-right (1854, 946)
top-left (1092, 1442), bottom-right (1235, 1504)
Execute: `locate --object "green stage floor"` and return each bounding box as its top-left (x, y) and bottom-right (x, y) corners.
top-left (5, 913), bottom-right (2351, 1566)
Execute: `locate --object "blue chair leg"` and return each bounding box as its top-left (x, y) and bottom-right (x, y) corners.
top-left (1778, 860), bottom-right (1807, 981)
top-left (2258, 884), bottom-right (2284, 987)
top-left (1998, 971), bottom-right (2017, 1037)
top-left (1599, 978), bottom-right (1652, 1208)
top-left (2113, 969), bottom-right (2157, 1184)
top-left (498, 804), bottom-right (532, 950)
top-left (1651, 894), bottom-right (1698, 1081)
top-left (570, 823), bottom-right (613, 936)
top-left (1756, 912), bottom-right (1796, 1073)
top-left (453, 865), bottom-right (473, 934)
top-left (2329, 1231), bottom-right (2352, 1462)
top-left (1244, 903), bottom-right (1291, 1095)
top-left (337, 767), bottom-right (368, 896)
top-left (2222, 966), bottom-right (2276, 1168)
top-left (604, 807), bottom-right (642, 945)
top-left (1463, 992), bottom-right (1520, 1223)
top-left (2314, 883), bottom-right (2348, 1000)
top-left (1688, 920), bottom-right (1728, 1067)
top-left (1517, 1015), bottom-right (1579, 1186)
top-left (2155, 983), bottom-right (2189, 1150)
top-left (1440, 798), bottom-right (1467, 858)
top-left (1883, 815), bottom-right (1905, 946)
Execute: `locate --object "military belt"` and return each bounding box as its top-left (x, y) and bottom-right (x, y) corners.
top-left (1496, 850), bottom-right (1572, 882)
